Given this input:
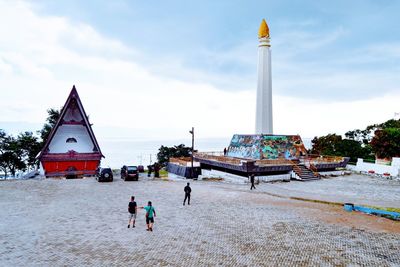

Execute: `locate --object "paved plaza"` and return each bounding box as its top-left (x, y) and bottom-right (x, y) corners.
top-left (1, 175), bottom-right (399, 266)
top-left (261, 174), bottom-right (400, 208)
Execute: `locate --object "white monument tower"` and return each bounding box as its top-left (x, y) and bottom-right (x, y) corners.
top-left (255, 19), bottom-right (273, 134)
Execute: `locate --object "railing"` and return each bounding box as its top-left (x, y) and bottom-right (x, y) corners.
top-left (193, 152), bottom-right (243, 165)
top-left (194, 152), bottom-right (295, 166)
top-left (189, 152), bottom-right (346, 168)
top-left (292, 164), bottom-right (301, 175)
top-left (302, 154), bottom-right (345, 164)
top-left (197, 151), bottom-right (224, 156)
top-left (255, 158), bottom-right (294, 166)
top-left (300, 155), bottom-right (321, 176)
top-left (309, 163), bottom-right (320, 176)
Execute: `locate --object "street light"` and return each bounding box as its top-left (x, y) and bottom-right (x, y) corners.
top-left (189, 127), bottom-right (194, 178)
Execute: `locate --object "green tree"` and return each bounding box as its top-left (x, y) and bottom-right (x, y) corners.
top-left (345, 119), bottom-right (400, 145)
top-left (369, 119), bottom-right (400, 131)
top-left (39, 107), bottom-right (61, 145)
top-left (344, 129), bottom-right (371, 145)
top-left (310, 134), bottom-right (343, 155)
top-left (157, 144), bottom-right (192, 166)
top-left (370, 128), bottom-right (400, 159)
top-left (0, 129), bottom-right (5, 144)
top-left (0, 107), bottom-right (62, 178)
top-left (17, 131), bottom-right (41, 169)
top-left (336, 139), bottom-right (373, 162)
top-left (0, 131), bottom-right (26, 177)
top-left (311, 134), bottom-right (373, 162)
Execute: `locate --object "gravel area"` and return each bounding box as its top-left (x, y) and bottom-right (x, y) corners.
top-left (1, 175), bottom-right (399, 266)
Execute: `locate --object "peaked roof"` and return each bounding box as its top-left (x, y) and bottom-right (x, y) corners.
top-left (258, 19), bottom-right (270, 39)
top-left (37, 85), bottom-right (104, 159)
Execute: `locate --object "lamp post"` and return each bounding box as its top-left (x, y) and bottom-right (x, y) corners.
top-left (189, 127), bottom-right (194, 178)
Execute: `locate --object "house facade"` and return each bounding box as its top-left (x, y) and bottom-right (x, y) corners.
top-left (37, 86), bottom-right (104, 177)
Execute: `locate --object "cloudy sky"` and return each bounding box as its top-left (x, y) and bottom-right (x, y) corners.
top-left (1, 0), bottom-right (400, 165)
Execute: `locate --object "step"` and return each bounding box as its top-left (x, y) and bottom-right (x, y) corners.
top-left (299, 178), bottom-right (320, 181)
top-left (292, 176), bottom-right (320, 181)
top-left (293, 164), bottom-right (320, 180)
top-left (299, 173), bottom-right (315, 176)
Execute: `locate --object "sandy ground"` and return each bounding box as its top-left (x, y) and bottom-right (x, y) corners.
top-left (0, 175), bottom-right (399, 266)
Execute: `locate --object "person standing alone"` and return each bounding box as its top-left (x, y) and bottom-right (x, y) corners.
top-left (250, 174), bottom-right (256, 190)
top-left (183, 182), bottom-right (191, 205)
top-left (127, 196), bottom-right (137, 228)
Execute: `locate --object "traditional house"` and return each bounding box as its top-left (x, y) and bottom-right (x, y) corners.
top-left (37, 86), bottom-right (104, 177)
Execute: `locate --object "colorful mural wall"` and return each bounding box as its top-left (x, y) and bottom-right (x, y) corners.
top-left (226, 134), bottom-right (307, 160)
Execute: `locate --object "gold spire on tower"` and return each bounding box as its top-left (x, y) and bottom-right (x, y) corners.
top-left (258, 19), bottom-right (270, 38)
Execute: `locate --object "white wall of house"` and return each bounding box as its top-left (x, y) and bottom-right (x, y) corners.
top-left (48, 125), bottom-right (94, 153)
top-left (351, 157), bottom-right (400, 177)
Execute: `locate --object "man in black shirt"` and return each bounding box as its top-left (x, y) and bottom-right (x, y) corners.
top-left (128, 196), bottom-right (137, 228)
top-left (250, 174), bottom-right (256, 190)
top-left (183, 182), bottom-right (191, 205)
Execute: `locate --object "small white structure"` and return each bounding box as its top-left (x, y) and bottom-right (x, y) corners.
top-left (199, 169), bottom-right (248, 184)
top-left (255, 19), bottom-right (273, 134)
top-left (350, 157), bottom-right (400, 177)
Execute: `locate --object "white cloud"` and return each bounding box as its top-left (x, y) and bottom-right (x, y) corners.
top-left (274, 27), bottom-right (347, 52)
top-left (274, 92), bottom-right (400, 138)
top-left (0, 1), bottom-right (254, 142)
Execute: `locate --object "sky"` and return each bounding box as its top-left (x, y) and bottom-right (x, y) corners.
top-left (1, 0), bottom-right (400, 166)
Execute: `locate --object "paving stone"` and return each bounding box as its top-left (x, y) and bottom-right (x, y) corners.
top-left (0, 177), bottom-right (399, 266)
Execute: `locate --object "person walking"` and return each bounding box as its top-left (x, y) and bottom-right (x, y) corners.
top-left (250, 174), bottom-right (256, 190)
top-left (127, 196), bottom-right (137, 228)
top-left (183, 182), bottom-right (191, 205)
top-left (141, 201), bottom-right (156, 231)
top-left (154, 162), bottom-right (160, 178)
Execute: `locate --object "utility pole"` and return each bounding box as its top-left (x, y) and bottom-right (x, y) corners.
top-left (189, 127), bottom-right (194, 178)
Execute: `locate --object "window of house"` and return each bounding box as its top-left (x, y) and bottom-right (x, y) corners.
top-left (66, 137), bottom-right (77, 143)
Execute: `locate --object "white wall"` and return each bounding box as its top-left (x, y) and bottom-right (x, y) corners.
top-left (352, 158), bottom-right (400, 177)
top-left (48, 125), bottom-right (94, 153)
top-left (255, 38), bottom-right (273, 134)
top-left (258, 173), bottom-right (290, 182)
top-left (199, 169), bottom-right (290, 183)
top-left (199, 169), bottom-right (248, 184)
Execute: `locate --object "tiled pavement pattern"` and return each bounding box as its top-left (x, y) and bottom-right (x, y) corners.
top-left (1, 177), bottom-right (399, 266)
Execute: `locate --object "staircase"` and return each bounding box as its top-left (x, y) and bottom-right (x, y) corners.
top-left (292, 164), bottom-right (320, 181)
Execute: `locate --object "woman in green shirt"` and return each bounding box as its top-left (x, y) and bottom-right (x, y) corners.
top-left (141, 201), bottom-right (156, 231)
